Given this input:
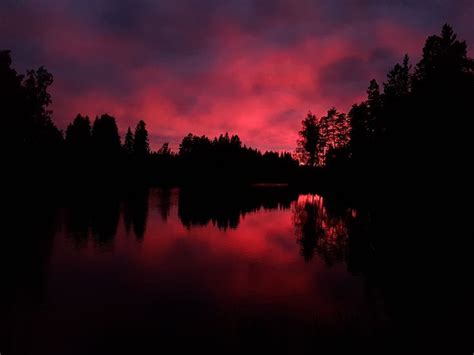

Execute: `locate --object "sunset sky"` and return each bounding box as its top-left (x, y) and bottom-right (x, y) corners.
top-left (1, 0), bottom-right (472, 151)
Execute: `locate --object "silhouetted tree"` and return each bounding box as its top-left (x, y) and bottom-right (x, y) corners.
top-left (317, 107), bottom-right (350, 165)
top-left (230, 134), bottom-right (242, 147)
top-left (333, 23), bottom-right (474, 210)
top-left (64, 114), bottom-right (91, 180)
top-left (123, 127), bottom-right (134, 155)
top-left (92, 114), bottom-right (121, 156)
top-left (90, 114), bottom-right (122, 182)
top-left (1, 50), bottom-right (25, 152)
top-left (66, 115), bottom-right (91, 153)
top-left (414, 24), bottom-right (473, 85)
top-left (366, 79), bottom-right (383, 137)
top-left (384, 55), bottom-right (411, 100)
top-left (133, 120), bottom-right (150, 157)
top-left (157, 142), bottom-right (171, 155)
top-left (22, 66), bottom-right (60, 147)
top-left (325, 145), bottom-right (351, 172)
top-left (409, 24), bottom-right (474, 187)
top-left (150, 142), bottom-right (178, 185)
top-left (178, 132), bottom-right (298, 185)
top-left (317, 110), bottom-right (332, 163)
top-left (347, 79), bottom-right (384, 176)
top-left (297, 112), bottom-right (320, 166)
top-left (333, 111), bottom-right (350, 148)
top-left (2, 50), bottom-right (62, 188)
top-left (1, 50), bottom-right (62, 153)
top-left (348, 104), bottom-right (369, 156)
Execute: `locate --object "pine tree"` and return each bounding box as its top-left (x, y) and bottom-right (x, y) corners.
top-left (133, 120), bottom-right (150, 157)
top-left (123, 127), bottom-right (134, 155)
top-left (297, 112), bottom-right (320, 166)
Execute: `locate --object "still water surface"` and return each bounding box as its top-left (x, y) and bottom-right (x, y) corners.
top-left (3, 187), bottom-right (388, 354)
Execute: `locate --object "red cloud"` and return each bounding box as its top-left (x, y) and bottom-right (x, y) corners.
top-left (7, 4), bottom-right (449, 152)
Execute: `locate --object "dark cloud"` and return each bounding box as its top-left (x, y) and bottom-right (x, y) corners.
top-left (319, 57), bottom-right (370, 103)
top-left (269, 109), bottom-right (300, 126)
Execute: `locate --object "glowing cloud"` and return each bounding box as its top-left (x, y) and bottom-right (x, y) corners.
top-left (1, 0), bottom-right (472, 151)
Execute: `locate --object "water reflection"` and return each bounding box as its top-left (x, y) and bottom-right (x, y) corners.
top-left (293, 194), bottom-right (351, 264)
top-left (178, 187), bottom-right (298, 230)
top-left (156, 188), bottom-right (172, 221)
top-left (3, 188), bottom-right (387, 355)
top-left (58, 187), bottom-right (373, 283)
top-left (60, 188), bottom-right (360, 265)
top-left (58, 187), bottom-right (376, 276)
top-left (123, 188), bottom-right (149, 240)
top-left (64, 193), bottom-right (121, 250)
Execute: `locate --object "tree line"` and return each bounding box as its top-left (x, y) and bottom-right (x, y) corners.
top-left (2, 24), bottom-right (473, 193)
top-left (297, 24), bottom-right (473, 200)
top-left (1, 47), bottom-right (298, 189)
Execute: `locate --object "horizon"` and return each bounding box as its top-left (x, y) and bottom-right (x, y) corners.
top-left (1, 0), bottom-right (473, 152)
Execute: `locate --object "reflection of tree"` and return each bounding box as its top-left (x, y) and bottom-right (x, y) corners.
top-left (178, 189), bottom-right (241, 229)
top-left (293, 194), bottom-right (350, 264)
top-left (157, 188), bottom-right (172, 221)
top-left (90, 196), bottom-right (120, 249)
top-left (63, 191), bottom-right (121, 250)
top-left (65, 200), bottom-right (90, 249)
top-left (178, 187), bottom-right (298, 230)
top-left (123, 189), bottom-right (149, 241)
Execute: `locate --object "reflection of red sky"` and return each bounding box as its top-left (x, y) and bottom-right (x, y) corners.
top-left (139, 206), bottom-right (318, 310)
top-left (30, 189), bottom-right (390, 355)
top-left (50, 190), bottom-right (370, 322)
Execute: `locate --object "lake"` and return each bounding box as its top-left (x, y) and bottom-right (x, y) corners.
top-left (2, 187), bottom-right (392, 355)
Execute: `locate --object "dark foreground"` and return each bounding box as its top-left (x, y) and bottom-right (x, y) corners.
top-left (1, 187), bottom-right (471, 355)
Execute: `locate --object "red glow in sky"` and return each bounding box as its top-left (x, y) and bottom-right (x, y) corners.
top-left (1, 0), bottom-right (472, 151)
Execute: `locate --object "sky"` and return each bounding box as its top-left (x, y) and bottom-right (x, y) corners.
top-left (1, 0), bottom-right (473, 152)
